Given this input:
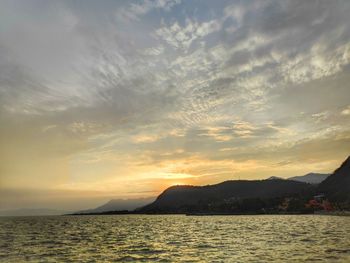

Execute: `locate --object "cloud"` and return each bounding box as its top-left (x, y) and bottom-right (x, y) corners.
top-left (1, 0), bottom-right (350, 210)
top-left (116, 0), bottom-right (181, 21)
top-left (311, 111), bottom-right (330, 123)
top-left (341, 106), bottom-right (350, 116)
top-left (155, 18), bottom-right (221, 51)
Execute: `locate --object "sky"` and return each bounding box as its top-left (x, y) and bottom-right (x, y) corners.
top-left (0, 0), bottom-right (350, 211)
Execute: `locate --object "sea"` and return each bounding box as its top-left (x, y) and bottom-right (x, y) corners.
top-left (0, 215), bottom-right (349, 262)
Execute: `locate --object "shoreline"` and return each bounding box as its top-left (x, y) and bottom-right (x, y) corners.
top-left (64, 210), bottom-right (350, 217)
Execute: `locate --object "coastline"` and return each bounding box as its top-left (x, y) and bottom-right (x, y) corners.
top-left (65, 210), bottom-right (350, 216)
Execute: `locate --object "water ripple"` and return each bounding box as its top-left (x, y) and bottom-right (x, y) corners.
top-left (0, 215), bottom-right (349, 262)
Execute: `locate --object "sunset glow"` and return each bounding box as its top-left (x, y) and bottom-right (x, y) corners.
top-left (1, 0), bottom-right (350, 211)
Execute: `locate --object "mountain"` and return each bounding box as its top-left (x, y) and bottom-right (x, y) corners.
top-left (0, 208), bottom-right (68, 217)
top-left (318, 156), bottom-right (350, 203)
top-left (76, 197), bottom-right (156, 214)
top-left (139, 180), bottom-right (314, 214)
top-left (288, 173), bottom-right (329, 184)
top-left (265, 173), bottom-right (329, 184)
top-left (267, 176), bottom-right (284, 180)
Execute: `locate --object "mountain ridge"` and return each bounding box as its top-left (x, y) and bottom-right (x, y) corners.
top-left (318, 156), bottom-right (350, 205)
top-left (138, 156), bottom-right (349, 214)
top-left (267, 173), bottom-right (329, 184)
top-left (72, 156), bottom-right (349, 215)
top-left (139, 179), bottom-right (314, 213)
top-left (76, 197), bottom-right (156, 214)
top-left (288, 173), bottom-right (329, 184)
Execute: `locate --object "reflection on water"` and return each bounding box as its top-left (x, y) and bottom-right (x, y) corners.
top-left (0, 215), bottom-right (349, 262)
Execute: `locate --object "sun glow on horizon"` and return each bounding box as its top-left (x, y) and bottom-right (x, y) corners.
top-left (1, 0), bottom-right (350, 211)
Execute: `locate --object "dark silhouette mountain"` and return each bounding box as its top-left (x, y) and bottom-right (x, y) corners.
top-left (318, 156), bottom-right (350, 203)
top-left (76, 197), bottom-right (156, 214)
top-left (288, 173), bottom-right (329, 184)
top-left (139, 180), bottom-right (314, 213)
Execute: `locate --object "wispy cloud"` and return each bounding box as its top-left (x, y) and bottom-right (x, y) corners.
top-left (0, 0), bottom-right (350, 209)
top-left (116, 0), bottom-right (181, 21)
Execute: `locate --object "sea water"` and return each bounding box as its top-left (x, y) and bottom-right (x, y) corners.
top-left (0, 215), bottom-right (349, 262)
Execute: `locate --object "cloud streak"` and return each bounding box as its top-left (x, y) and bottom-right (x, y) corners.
top-left (0, 0), bottom-right (350, 210)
